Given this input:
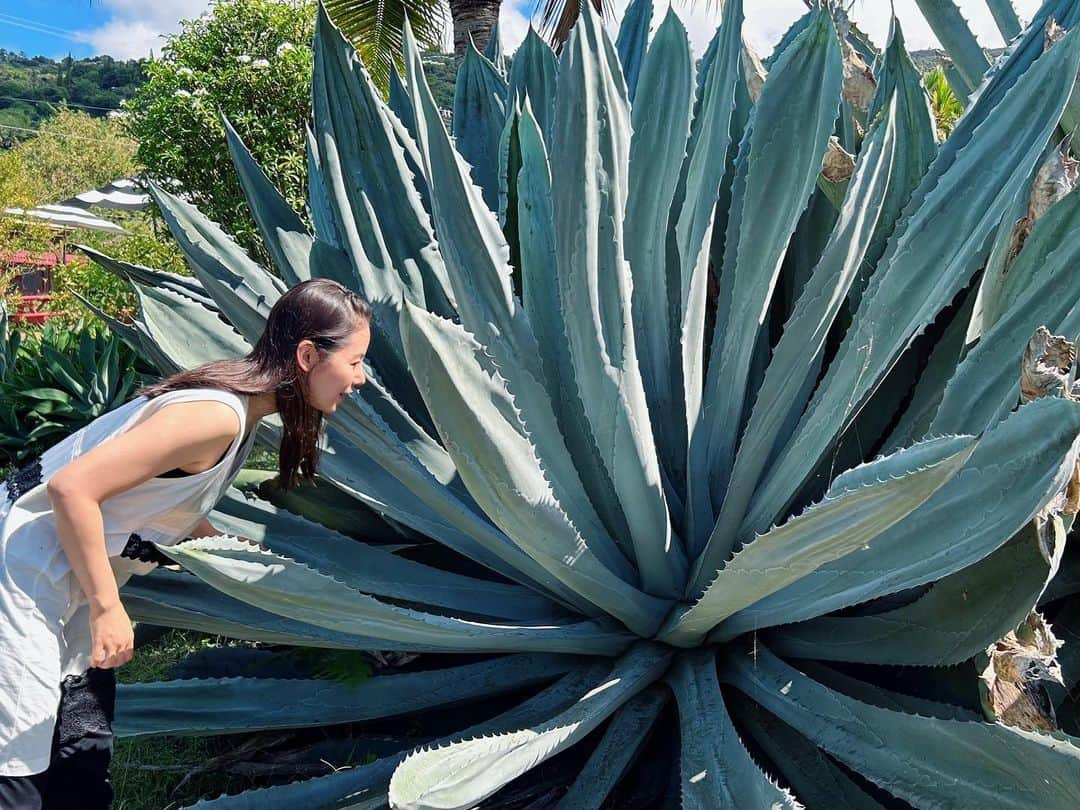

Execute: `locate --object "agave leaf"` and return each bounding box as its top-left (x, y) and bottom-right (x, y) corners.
top-left (388, 67), bottom-right (415, 138)
top-left (723, 643), bottom-right (1080, 808)
top-left (400, 303), bottom-right (677, 636)
top-left (667, 648), bottom-right (799, 809)
top-left (768, 519), bottom-right (1066, 665)
top-left (514, 100), bottom-right (635, 563)
top-left (666, 435), bottom-right (974, 646)
top-left (403, 22), bottom-right (633, 582)
top-left (262, 418), bottom-right (598, 617)
top-left (987, 0), bottom-right (1023, 41)
top-left (387, 643), bottom-right (671, 810)
top-left (453, 42), bottom-right (509, 212)
top-left (482, 18), bottom-right (507, 76)
top-left (795, 658), bottom-right (980, 721)
top-left (550, 4), bottom-right (684, 597)
top-left (698, 6), bottom-right (843, 519)
top-left (914, 0), bottom-right (991, 88)
top-left (882, 286), bottom-right (975, 452)
top-left (210, 488), bottom-right (567, 621)
top-left (696, 95), bottom-right (902, 588)
top-left (720, 397), bottom-right (1080, 638)
top-left (147, 183), bottom-right (285, 343)
top-left (159, 536), bottom-right (634, 655)
top-left (624, 8), bottom-right (694, 503)
top-left (507, 29), bottom-right (558, 139)
top-left (765, 8), bottom-right (813, 70)
top-left (184, 664), bottom-right (610, 809)
top-left (855, 18), bottom-right (937, 306)
top-left (966, 142), bottom-right (1056, 346)
top-left (932, 200), bottom-right (1080, 436)
top-left (121, 568), bottom-right (419, 650)
top-left (613, 0), bottom-right (651, 103)
top-left (989, 185), bottom-right (1080, 330)
top-left (554, 685), bottom-right (667, 810)
top-left (77, 245), bottom-right (216, 309)
top-left (130, 281), bottom-right (251, 371)
top-left (222, 117), bottom-right (313, 287)
top-left (743, 26), bottom-right (1080, 539)
top-left (312, 7), bottom-right (455, 318)
top-left (115, 653), bottom-right (575, 738)
top-left (730, 700), bottom-right (885, 810)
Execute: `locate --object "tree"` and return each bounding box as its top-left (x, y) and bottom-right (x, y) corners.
top-left (123, 0), bottom-right (315, 263)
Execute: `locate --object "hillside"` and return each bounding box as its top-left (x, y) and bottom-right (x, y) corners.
top-left (0, 50), bottom-right (145, 144)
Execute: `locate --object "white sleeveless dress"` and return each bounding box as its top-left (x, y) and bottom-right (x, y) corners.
top-left (0, 387), bottom-right (257, 776)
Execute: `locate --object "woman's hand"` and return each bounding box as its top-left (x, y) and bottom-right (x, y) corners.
top-left (89, 602), bottom-right (135, 669)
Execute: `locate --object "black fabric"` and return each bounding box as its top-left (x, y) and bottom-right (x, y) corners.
top-left (0, 667), bottom-right (115, 810)
top-left (3, 457), bottom-right (42, 503)
top-left (119, 532), bottom-right (174, 566)
top-left (155, 444), bottom-right (230, 478)
top-left (0, 771), bottom-right (47, 809)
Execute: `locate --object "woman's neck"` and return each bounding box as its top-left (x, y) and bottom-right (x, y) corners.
top-left (246, 391), bottom-right (279, 431)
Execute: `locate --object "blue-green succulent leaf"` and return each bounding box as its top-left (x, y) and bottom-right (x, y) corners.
top-left (768, 519), bottom-right (1066, 665)
top-left (614, 0), bottom-right (651, 102)
top-left (667, 435), bottom-right (973, 645)
top-left (388, 643), bottom-right (671, 810)
top-left (723, 643), bottom-right (1080, 808)
top-left (743, 26), bottom-right (1080, 539)
top-left (667, 649), bottom-right (798, 809)
top-left (453, 41), bottom-right (509, 211)
top-left (549, 4), bottom-right (684, 597)
top-left (720, 397), bottom-right (1080, 637)
top-left (115, 653), bottom-right (575, 738)
top-left (222, 116), bottom-right (313, 287)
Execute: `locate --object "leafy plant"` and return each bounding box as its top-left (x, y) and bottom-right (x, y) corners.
top-left (0, 318), bottom-right (156, 465)
top-left (91, 0), bottom-right (1080, 807)
top-left (923, 65), bottom-right (964, 136)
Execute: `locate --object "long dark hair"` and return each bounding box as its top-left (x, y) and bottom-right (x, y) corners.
top-left (139, 278), bottom-right (371, 489)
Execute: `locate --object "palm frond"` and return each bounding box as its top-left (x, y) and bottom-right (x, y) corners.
top-left (325, 0), bottom-right (446, 92)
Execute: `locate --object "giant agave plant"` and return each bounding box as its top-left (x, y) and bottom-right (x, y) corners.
top-left (84, 0), bottom-right (1080, 806)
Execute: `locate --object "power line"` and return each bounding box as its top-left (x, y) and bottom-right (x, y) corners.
top-left (0, 13), bottom-right (87, 44)
top-left (0, 95), bottom-right (122, 113)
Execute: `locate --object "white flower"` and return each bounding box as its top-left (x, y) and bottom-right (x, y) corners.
top-left (193, 87), bottom-right (208, 96)
top-left (251, 58), bottom-right (270, 70)
top-left (237, 54), bottom-right (252, 64)
top-left (174, 89), bottom-right (192, 98)
top-left (276, 42), bottom-right (294, 56)
top-left (176, 67), bottom-right (194, 78)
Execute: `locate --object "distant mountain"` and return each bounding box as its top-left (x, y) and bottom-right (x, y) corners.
top-left (909, 47), bottom-right (1006, 75)
top-left (0, 50), bottom-right (145, 145)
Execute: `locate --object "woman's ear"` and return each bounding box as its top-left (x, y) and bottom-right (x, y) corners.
top-left (296, 339), bottom-right (318, 373)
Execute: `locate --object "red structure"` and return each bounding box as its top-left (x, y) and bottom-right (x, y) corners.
top-left (2, 250), bottom-right (85, 324)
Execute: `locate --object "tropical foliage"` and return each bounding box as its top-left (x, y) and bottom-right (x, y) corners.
top-left (87, 0), bottom-right (1080, 806)
top-left (0, 313), bottom-right (155, 467)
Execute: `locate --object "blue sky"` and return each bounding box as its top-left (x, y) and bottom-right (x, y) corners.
top-left (0, 0), bottom-right (1047, 61)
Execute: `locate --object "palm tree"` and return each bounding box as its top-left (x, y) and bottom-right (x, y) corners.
top-left (327, 0), bottom-right (606, 71)
top-left (323, 0), bottom-right (446, 88)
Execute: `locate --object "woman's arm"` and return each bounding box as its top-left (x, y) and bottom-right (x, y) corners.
top-left (46, 399), bottom-right (242, 669)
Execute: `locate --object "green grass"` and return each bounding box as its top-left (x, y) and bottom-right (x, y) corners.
top-left (112, 630), bottom-right (252, 809)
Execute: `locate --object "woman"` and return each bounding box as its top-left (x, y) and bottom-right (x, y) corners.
top-left (0, 278), bottom-right (371, 808)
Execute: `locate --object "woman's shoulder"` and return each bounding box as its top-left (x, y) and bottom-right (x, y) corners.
top-left (133, 387), bottom-right (247, 436)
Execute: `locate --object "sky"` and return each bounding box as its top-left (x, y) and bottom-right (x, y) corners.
top-left (0, 0), bottom-right (1048, 62)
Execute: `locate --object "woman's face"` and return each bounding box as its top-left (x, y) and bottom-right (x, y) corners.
top-left (298, 321), bottom-right (371, 414)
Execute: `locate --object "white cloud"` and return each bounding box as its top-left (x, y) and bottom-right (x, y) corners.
top-left (78, 0), bottom-right (212, 59)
